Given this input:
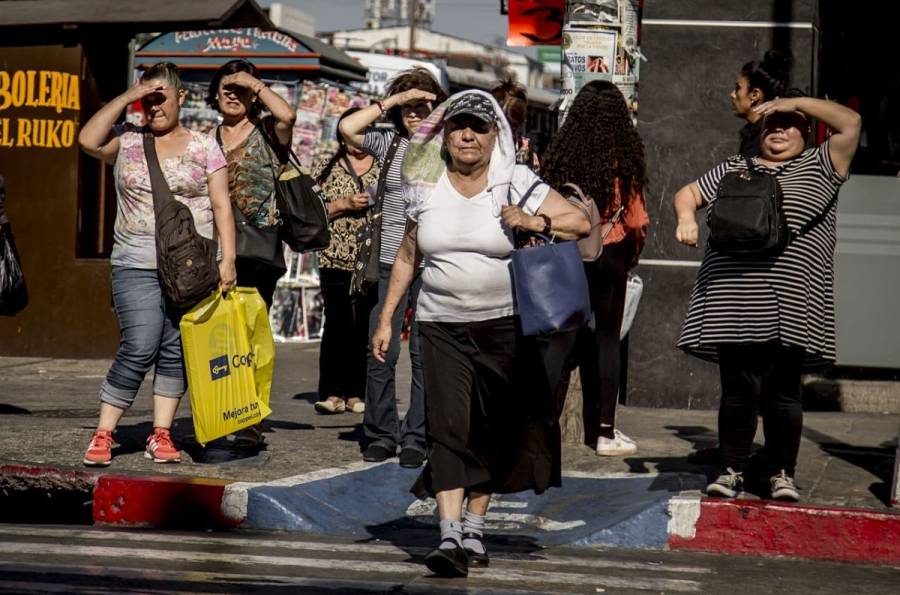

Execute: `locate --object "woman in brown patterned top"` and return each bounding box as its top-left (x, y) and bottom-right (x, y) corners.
top-left (312, 107), bottom-right (381, 415)
top-left (207, 59), bottom-right (295, 450)
top-left (207, 59), bottom-right (296, 308)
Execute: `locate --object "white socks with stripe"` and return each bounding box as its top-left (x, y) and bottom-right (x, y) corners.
top-left (462, 510), bottom-right (486, 554)
top-left (439, 519), bottom-right (463, 549)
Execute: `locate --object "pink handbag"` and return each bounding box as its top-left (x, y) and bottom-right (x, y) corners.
top-left (561, 182), bottom-right (623, 262)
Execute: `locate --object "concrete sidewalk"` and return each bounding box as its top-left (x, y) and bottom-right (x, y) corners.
top-left (1, 345), bottom-right (898, 564)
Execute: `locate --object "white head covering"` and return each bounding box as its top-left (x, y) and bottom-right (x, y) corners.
top-left (402, 89), bottom-right (517, 219)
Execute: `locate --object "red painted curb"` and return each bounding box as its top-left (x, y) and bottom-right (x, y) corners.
top-left (670, 498), bottom-right (900, 564)
top-left (93, 475), bottom-right (240, 529)
top-left (0, 464), bottom-right (97, 484)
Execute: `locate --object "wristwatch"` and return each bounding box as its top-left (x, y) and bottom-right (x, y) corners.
top-left (539, 214), bottom-right (552, 235)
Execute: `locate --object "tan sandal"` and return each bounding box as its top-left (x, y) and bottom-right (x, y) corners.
top-left (314, 396), bottom-right (346, 414)
top-left (346, 397), bottom-right (365, 414)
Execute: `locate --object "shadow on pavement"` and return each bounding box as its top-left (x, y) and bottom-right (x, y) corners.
top-left (801, 425), bottom-right (897, 505)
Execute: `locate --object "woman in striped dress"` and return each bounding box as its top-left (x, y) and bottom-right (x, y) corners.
top-left (673, 96), bottom-right (861, 501)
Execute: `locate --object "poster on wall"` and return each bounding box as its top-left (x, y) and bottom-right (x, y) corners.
top-left (507, 0), bottom-right (565, 47)
top-left (568, 0), bottom-right (619, 25)
top-left (560, 26), bottom-right (617, 100)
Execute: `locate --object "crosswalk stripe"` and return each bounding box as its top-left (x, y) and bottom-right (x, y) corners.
top-left (0, 542), bottom-right (703, 592)
top-left (0, 561), bottom-right (548, 595)
top-left (0, 526), bottom-right (713, 575)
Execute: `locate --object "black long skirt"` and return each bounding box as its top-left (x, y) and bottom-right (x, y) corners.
top-left (412, 316), bottom-right (561, 498)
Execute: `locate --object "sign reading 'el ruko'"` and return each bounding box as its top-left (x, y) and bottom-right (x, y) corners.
top-left (0, 68), bottom-right (80, 149)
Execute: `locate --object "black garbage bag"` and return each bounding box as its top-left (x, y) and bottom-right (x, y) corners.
top-left (0, 222), bottom-right (28, 316)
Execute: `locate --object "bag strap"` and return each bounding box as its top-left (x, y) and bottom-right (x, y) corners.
top-left (371, 134), bottom-right (402, 216)
top-left (142, 131), bottom-right (175, 218)
top-left (561, 182), bottom-right (588, 203)
top-left (341, 154), bottom-right (366, 194)
top-left (254, 118), bottom-right (303, 171)
top-left (744, 155), bottom-right (755, 172)
top-left (515, 180), bottom-right (545, 209)
top-left (214, 125), bottom-right (269, 223)
top-left (599, 206), bottom-right (625, 242)
top-left (795, 190), bottom-right (839, 238)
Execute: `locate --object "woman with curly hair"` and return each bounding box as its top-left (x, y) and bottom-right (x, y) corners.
top-left (540, 80), bottom-right (649, 456)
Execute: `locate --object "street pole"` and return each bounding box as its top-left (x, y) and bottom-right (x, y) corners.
top-left (409, 0), bottom-right (418, 58)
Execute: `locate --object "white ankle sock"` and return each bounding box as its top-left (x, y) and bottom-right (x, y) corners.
top-left (462, 510), bottom-right (486, 554)
top-left (439, 519), bottom-right (463, 550)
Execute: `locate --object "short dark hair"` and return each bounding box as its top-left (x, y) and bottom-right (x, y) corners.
top-left (384, 67), bottom-right (447, 136)
top-left (491, 77), bottom-right (528, 131)
top-left (206, 59), bottom-right (263, 118)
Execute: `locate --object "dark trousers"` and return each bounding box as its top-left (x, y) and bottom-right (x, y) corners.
top-left (318, 267), bottom-right (372, 400)
top-left (235, 256), bottom-right (284, 310)
top-left (364, 263), bottom-right (426, 454)
top-left (717, 342), bottom-right (805, 476)
top-left (563, 241), bottom-right (631, 443)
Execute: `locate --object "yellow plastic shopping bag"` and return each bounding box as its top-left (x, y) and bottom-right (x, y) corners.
top-left (232, 287), bottom-right (275, 407)
top-left (180, 288), bottom-right (273, 446)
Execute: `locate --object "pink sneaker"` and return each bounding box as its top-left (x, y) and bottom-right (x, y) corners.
top-left (83, 429), bottom-right (114, 466)
top-left (145, 427), bottom-right (181, 463)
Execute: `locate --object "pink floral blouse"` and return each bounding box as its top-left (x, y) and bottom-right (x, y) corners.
top-left (111, 124), bottom-right (227, 269)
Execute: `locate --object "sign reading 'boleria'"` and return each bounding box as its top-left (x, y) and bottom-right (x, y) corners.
top-left (0, 69), bottom-right (80, 149)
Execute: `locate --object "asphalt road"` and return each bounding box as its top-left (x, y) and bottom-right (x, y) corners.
top-left (0, 524), bottom-right (897, 594)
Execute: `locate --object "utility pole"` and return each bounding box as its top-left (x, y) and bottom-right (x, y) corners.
top-left (409, 0), bottom-right (418, 58)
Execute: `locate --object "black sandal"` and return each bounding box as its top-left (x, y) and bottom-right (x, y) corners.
top-left (463, 532), bottom-right (489, 567)
top-left (424, 538), bottom-right (468, 578)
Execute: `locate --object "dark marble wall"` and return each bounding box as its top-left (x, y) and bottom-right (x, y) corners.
top-left (625, 1), bottom-right (818, 409)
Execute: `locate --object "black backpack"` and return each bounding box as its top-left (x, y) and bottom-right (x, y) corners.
top-left (709, 156), bottom-right (791, 257)
top-left (144, 132), bottom-right (219, 310)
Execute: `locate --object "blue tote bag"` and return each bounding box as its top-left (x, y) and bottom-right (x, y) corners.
top-left (509, 182), bottom-right (591, 336)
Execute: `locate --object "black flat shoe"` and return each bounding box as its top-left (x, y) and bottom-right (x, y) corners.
top-left (463, 533), bottom-right (489, 567)
top-left (424, 540), bottom-right (468, 578)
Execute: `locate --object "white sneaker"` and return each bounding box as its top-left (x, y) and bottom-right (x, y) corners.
top-left (706, 468), bottom-right (744, 498)
top-left (596, 429), bottom-right (638, 456)
top-left (770, 470), bottom-right (800, 502)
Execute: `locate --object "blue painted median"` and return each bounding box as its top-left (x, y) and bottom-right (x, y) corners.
top-left (239, 463), bottom-right (706, 549)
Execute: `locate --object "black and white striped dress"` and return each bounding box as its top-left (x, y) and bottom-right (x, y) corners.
top-left (678, 141), bottom-right (847, 371)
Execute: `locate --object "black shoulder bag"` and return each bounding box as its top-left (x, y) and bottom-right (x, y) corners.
top-left (350, 134), bottom-right (402, 296)
top-left (215, 126), bottom-right (285, 270)
top-left (709, 156), bottom-right (838, 258)
top-left (256, 122), bottom-right (330, 253)
top-left (144, 132), bottom-right (219, 311)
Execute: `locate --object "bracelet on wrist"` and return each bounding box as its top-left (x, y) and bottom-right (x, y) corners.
top-left (373, 99), bottom-right (384, 113)
top-left (254, 85), bottom-right (266, 97)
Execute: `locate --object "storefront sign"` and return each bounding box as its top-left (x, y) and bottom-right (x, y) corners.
top-left (172, 28), bottom-right (301, 53)
top-left (0, 69), bottom-right (80, 148)
top-left (507, 0), bottom-right (565, 47)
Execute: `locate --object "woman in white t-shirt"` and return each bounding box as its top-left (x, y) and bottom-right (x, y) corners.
top-left (372, 91), bottom-right (589, 578)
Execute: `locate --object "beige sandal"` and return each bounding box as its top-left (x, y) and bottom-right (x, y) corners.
top-left (314, 396), bottom-right (346, 414)
top-left (346, 397), bottom-right (365, 414)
